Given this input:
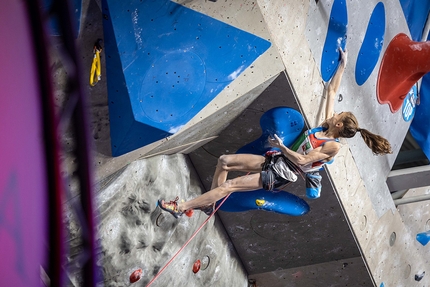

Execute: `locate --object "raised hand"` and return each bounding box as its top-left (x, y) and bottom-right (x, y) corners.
top-left (339, 47), bottom-right (347, 67)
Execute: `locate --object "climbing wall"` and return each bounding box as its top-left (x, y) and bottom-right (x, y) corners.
top-left (257, 0), bottom-right (430, 286)
top-left (66, 154), bottom-right (248, 286)
top-left (46, 0), bottom-right (430, 286)
top-left (102, 0), bottom-right (271, 156)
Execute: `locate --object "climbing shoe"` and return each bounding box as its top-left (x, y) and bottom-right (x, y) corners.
top-left (158, 196), bottom-right (183, 218)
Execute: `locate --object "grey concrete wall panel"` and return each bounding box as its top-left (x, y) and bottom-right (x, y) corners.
top-left (65, 154), bottom-right (248, 286)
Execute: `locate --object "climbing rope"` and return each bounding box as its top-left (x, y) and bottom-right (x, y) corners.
top-left (145, 193), bottom-right (232, 287)
top-left (89, 40), bottom-right (102, 86)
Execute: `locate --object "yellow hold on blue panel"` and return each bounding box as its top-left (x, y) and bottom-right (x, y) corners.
top-left (255, 199), bottom-right (265, 206)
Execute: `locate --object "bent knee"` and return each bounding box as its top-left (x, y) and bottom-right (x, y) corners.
top-left (218, 154), bottom-right (233, 170)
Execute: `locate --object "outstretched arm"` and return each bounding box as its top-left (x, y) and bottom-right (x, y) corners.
top-left (325, 48), bottom-right (347, 120)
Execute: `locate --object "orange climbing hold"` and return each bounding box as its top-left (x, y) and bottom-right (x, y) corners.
top-left (185, 209), bottom-right (194, 217)
top-left (130, 268), bottom-right (143, 283)
top-left (377, 33), bottom-right (430, 113)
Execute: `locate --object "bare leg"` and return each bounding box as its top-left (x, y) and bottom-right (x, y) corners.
top-left (158, 154), bottom-right (266, 216)
top-left (210, 154), bottom-right (265, 189)
top-left (179, 172), bottom-right (263, 211)
top-left (195, 154), bottom-right (265, 212)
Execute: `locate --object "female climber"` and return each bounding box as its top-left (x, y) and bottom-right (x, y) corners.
top-left (158, 48), bottom-right (392, 218)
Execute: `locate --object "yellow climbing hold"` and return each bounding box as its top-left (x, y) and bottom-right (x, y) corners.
top-left (255, 199), bottom-right (265, 206)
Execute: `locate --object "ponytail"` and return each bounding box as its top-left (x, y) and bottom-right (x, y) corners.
top-left (358, 128), bottom-right (392, 155)
top-left (339, 112), bottom-right (392, 155)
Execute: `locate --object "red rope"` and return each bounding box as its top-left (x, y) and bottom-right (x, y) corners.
top-left (145, 193), bottom-right (231, 287)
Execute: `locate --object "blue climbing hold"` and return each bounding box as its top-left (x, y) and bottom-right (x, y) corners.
top-left (321, 0), bottom-right (348, 82)
top-left (355, 2), bottom-right (385, 86)
top-left (220, 189), bottom-right (309, 216)
top-left (237, 107), bottom-right (305, 155)
top-left (416, 230), bottom-right (430, 246)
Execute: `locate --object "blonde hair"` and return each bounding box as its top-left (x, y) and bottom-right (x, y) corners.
top-left (339, 112), bottom-right (392, 155)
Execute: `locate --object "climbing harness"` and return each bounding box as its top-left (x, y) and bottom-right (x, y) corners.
top-left (89, 39), bottom-right (102, 86)
top-left (261, 151), bottom-right (303, 191)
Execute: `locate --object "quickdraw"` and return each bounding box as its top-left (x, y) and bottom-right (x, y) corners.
top-left (90, 39), bottom-right (103, 86)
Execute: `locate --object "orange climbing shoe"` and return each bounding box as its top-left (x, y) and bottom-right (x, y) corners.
top-left (158, 196), bottom-right (183, 218)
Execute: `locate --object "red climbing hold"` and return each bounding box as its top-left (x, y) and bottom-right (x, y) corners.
top-left (185, 209), bottom-right (194, 217)
top-left (377, 33), bottom-right (430, 113)
top-left (130, 268), bottom-right (143, 283)
top-left (192, 260), bottom-right (201, 273)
